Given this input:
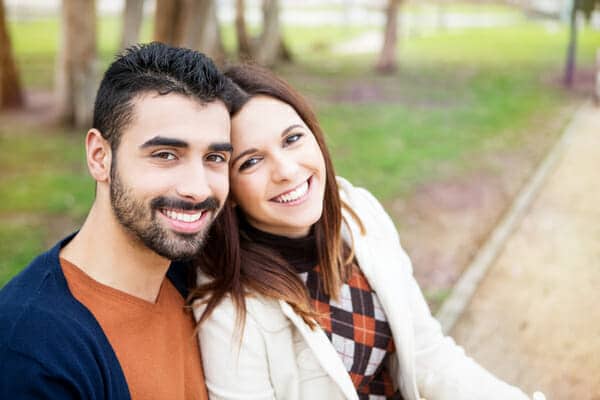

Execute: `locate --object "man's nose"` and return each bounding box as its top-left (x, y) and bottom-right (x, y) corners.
top-left (175, 163), bottom-right (211, 202)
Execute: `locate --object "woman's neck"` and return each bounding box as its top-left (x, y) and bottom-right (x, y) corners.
top-left (239, 216), bottom-right (318, 273)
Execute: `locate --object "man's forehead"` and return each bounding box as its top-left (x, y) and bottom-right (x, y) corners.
top-left (123, 93), bottom-right (230, 148)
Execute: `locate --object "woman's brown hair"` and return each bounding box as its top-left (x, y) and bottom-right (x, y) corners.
top-left (191, 64), bottom-right (363, 329)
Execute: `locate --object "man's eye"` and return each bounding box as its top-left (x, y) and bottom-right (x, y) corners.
top-left (239, 157), bottom-right (261, 171)
top-left (284, 133), bottom-right (303, 146)
top-left (153, 151), bottom-right (177, 161)
top-left (206, 153), bottom-right (227, 163)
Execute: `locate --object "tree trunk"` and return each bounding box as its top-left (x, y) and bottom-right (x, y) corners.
top-left (183, 0), bottom-right (225, 64)
top-left (0, 0), bottom-right (24, 109)
top-left (564, 0), bottom-right (579, 87)
top-left (154, 0), bottom-right (187, 46)
top-left (255, 0), bottom-right (282, 67)
top-left (56, 0), bottom-right (98, 128)
top-left (376, 0), bottom-right (401, 74)
top-left (120, 0), bottom-right (145, 50)
top-left (235, 0), bottom-right (252, 60)
top-left (594, 49), bottom-right (600, 105)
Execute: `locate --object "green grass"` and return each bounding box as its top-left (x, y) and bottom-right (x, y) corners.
top-left (280, 24), bottom-right (599, 199)
top-left (0, 127), bottom-right (90, 286)
top-left (2, 11), bottom-right (600, 286)
top-left (0, 129), bottom-right (92, 217)
top-left (0, 221), bottom-right (47, 286)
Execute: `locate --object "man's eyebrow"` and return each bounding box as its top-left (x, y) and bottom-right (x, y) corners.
top-left (209, 142), bottom-right (233, 153)
top-left (139, 136), bottom-right (189, 149)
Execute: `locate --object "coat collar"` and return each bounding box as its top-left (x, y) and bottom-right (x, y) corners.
top-left (339, 178), bottom-right (420, 400)
top-left (279, 300), bottom-right (359, 400)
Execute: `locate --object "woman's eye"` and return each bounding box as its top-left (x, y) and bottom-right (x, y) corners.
top-left (239, 157), bottom-right (261, 171)
top-left (284, 133), bottom-right (303, 146)
top-left (152, 151), bottom-right (177, 161)
top-left (206, 153), bottom-right (226, 163)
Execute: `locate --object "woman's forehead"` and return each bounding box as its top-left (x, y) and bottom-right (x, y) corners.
top-left (232, 96), bottom-right (305, 132)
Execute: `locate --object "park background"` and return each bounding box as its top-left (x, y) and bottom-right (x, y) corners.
top-left (1, 0), bottom-right (599, 397)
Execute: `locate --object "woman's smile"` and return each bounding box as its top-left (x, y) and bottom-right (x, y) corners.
top-left (270, 175), bottom-right (312, 205)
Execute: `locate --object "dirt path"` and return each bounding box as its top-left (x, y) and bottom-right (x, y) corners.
top-left (449, 103), bottom-right (600, 399)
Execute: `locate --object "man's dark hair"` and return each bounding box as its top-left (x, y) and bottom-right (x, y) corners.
top-left (93, 42), bottom-right (232, 152)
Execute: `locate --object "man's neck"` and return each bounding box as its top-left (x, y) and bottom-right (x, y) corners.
top-left (60, 201), bottom-right (171, 303)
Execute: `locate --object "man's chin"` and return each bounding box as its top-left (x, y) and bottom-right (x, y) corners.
top-left (150, 231), bottom-right (207, 261)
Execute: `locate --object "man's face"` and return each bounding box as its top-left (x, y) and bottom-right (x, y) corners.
top-left (109, 93), bottom-right (231, 261)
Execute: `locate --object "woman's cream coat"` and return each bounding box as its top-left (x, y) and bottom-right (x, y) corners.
top-left (194, 178), bottom-right (540, 400)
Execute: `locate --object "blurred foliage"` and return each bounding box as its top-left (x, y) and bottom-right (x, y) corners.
top-left (579, 0), bottom-right (600, 20)
top-left (2, 4), bottom-right (600, 286)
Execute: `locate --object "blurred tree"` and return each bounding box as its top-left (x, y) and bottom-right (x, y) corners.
top-left (154, 0), bottom-right (224, 63)
top-left (154, 0), bottom-right (187, 45)
top-left (376, 0), bottom-right (402, 74)
top-left (235, 0), bottom-right (252, 60)
top-left (120, 0), bottom-right (145, 50)
top-left (254, 0), bottom-right (282, 66)
top-left (57, 0), bottom-right (97, 128)
top-left (183, 0), bottom-right (225, 63)
top-left (564, 0), bottom-right (599, 86)
top-left (0, 0), bottom-right (23, 109)
top-left (254, 0), bottom-right (291, 66)
top-left (232, 0), bottom-right (291, 65)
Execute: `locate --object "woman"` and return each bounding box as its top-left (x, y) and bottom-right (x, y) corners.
top-left (191, 65), bottom-right (544, 400)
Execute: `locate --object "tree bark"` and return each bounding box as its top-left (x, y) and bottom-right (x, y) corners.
top-left (594, 49), bottom-right (600, 105)
top-left (254, 0), bottom-right (282, 67)
top-left (120, 0), bottom-right (145, 50)
top-left (183, 0), bottom-right (224, 64)
top-left (564, 0), bottom-right (579, 87)
top-left (56, 0), bottom-right (98, 128)
top-left (0, 0), bottom-right (24, 109)
top-left (154, 0), bottom-right (187, 45)
top-left (235, 0), bottom-right (252, 60)
top-left (376, 0), bottom-right (401, 74)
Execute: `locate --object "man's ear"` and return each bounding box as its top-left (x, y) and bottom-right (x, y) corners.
top-left (86, 129), bottom-right (112, 183)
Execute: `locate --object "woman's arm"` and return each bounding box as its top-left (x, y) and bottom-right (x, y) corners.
top-left (350, 183), bottom-right (544, 400)
top-left (194, 298), bottom-right (276, 400)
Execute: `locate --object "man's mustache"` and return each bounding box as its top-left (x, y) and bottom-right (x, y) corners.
top-left (150, 196), bottom-right (220, 212)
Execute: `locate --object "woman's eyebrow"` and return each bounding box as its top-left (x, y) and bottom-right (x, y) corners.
top-left (230, 124), bottom-right (304, 165)
top-left (280, 124), bottom-right (304, 138)
top-left (231, 148), bottom-right (258, 165)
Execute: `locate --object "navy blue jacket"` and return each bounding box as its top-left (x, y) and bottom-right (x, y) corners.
top-left (0, 234), bottom-right (190, 399)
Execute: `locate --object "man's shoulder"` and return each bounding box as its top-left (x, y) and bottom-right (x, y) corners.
top-left (0, 242), bottom-right (110, 369)
top-left (0, 301), bottom-right (127, 398)
top-left (0, 265), bottom-right (100, 359)
top-left (0, 256), bottom-right (127, 398)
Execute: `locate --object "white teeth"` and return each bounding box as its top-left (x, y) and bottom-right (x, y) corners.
top-left (274, 180), bottom-right (309, 203)
top-left (163, 209), bottom-right (203, 223)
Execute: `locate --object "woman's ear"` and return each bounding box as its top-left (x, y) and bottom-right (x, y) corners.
top-left (86, 129), bottom-right (112, 183)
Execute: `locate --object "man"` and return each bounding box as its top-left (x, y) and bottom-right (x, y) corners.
top-left (0, 43), bottom-right (233, 399)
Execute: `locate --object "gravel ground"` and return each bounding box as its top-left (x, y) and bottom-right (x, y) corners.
top-left (450, 103), bottom-right (600, 400)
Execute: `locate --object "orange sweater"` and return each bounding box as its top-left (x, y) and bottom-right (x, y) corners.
top-left (61, 258), bottom-right (207, 400)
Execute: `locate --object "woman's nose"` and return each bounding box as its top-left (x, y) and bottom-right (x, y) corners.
top-left (270, 154), bottom-right (299, 182)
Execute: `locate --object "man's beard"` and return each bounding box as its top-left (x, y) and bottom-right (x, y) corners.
top-left (109, 168), bottom-right (221, 261)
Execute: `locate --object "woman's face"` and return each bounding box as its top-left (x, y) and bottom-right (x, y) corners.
top-left (229, 96), bottom-right (327, 238)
